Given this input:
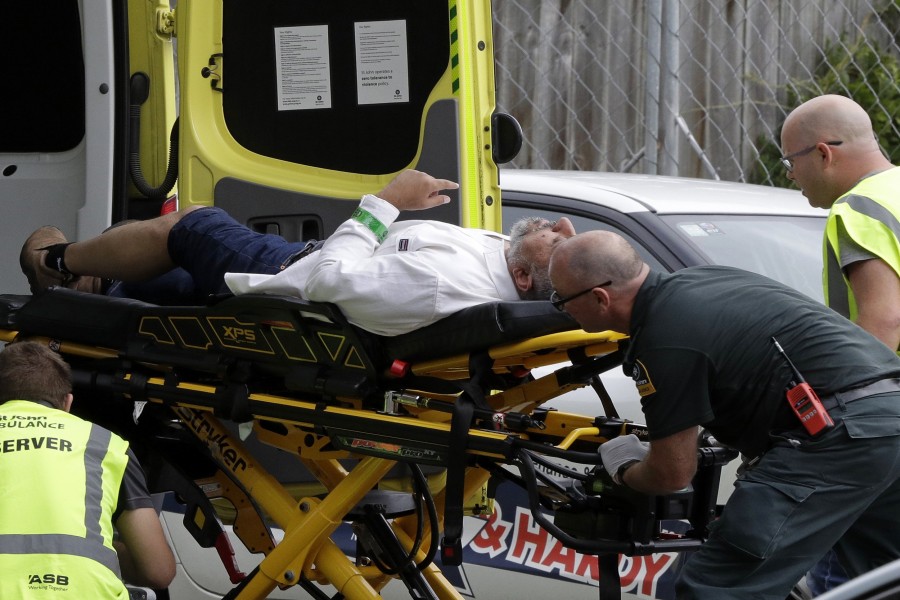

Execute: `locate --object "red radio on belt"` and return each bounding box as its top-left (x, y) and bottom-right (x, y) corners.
top-left (772, 337), bottom-right (834, 436)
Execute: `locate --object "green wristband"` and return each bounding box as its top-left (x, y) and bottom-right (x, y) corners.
top-left (351, 207), bottom-right (389, 243)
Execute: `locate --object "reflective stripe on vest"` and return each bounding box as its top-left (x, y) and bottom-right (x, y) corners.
top-left (0, 401), bottom-right (127, 579)
top-left (824, 168), bottom-right (900, 323)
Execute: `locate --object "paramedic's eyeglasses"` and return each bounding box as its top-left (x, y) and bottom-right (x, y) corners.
top-left (550, 281), bottom-right (612, 311)
top-left (780, 141), bottom-right (842, 172)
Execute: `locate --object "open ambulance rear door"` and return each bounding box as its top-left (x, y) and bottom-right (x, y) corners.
top-left (176, 0), bottom-right (513, 238)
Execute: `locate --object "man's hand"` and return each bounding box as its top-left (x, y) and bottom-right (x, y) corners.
top-left (377, 169), bottom-right (459, 211)
top-left (600, 434), bottom-right (649, 483)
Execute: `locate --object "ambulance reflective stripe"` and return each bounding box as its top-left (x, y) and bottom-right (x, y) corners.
top-left (0, 401), bottom-right (129, 592)
top-left (824, 169), bottom-right (900, 333)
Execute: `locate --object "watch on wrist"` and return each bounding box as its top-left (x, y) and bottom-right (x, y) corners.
top-left (613, 459), bottom-right (640, 485)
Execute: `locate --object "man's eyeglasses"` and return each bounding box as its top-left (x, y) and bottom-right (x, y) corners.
top-left (550, 281), bottom-right (612, 311)
top-left (780, 141), bottom-right (842, 172)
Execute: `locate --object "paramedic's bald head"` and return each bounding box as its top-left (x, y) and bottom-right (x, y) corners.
top-left (781, 95), bottom-right (891, 208)
top-left (782, 95), bottom-right (876, 148)
top-left (548, 231), bottom-right (648, 333)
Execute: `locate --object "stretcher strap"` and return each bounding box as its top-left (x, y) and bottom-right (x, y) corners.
top-left (440, 387), bottom-right (479, 566)
top-left (439, 349), bottom-right (499, 564)
top-left (568, 347), bottom-right (622, 419)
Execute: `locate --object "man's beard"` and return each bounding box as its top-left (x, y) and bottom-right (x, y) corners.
top-left (518, 268), bottom-right (554, 301)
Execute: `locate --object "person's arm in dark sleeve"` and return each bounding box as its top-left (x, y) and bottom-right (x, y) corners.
top-left (113, 449), bottom-right (176, 589)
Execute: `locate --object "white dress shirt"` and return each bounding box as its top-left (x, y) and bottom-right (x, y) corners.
top-left (224, 194), bottom-right (520, 336)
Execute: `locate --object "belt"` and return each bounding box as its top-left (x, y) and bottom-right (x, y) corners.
top-left (285, 240), bottom-right (325, 267)
top-left (819, 378), bottom-right (900, 412)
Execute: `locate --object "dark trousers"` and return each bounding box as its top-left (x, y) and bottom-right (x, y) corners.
top-left (677, 393), bottom-right (900, 599)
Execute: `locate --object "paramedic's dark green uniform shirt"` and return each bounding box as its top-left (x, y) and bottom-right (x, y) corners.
top-left (623, 266), bottom-right (900, 458)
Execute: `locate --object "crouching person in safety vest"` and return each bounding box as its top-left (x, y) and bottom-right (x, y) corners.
top-left (0, 341), bottom-right (175, 598)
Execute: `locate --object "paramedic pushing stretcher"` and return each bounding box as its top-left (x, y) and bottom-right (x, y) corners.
top-left (20, 170), bottom-right (573, 337)
top-left (548, 231), bottom-right (900, 599)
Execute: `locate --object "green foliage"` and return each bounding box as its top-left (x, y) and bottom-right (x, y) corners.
top-left (751, 22), bottom-right (900, 187)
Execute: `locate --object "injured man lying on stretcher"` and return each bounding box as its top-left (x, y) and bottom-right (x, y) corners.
top-left (20, 170), bottom-right (576, 336)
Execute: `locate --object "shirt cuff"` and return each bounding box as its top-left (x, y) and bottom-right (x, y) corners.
top-left (359, 194), bottom-right (400, 228)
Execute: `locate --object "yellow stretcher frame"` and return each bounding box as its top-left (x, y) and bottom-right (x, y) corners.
top-left (0, 324), bottom-right (636, 599)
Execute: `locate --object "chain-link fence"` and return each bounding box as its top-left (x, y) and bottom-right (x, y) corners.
top-left (492, 0), bottom-right (900, 186)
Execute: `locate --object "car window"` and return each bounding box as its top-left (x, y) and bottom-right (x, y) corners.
top-left (502, 204), bottom-right (668, 271)
top-left (660, 215), bottom-right (824, 303)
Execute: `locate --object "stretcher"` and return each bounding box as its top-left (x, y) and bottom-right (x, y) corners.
top-left (0, 288), bottom-right (736, 599)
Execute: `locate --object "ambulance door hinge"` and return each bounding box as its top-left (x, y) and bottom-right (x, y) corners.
top-left (156, 8), bottom-right (176, 38)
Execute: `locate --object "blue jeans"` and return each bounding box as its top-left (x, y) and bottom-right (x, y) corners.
top-left (806, 549), bottom-right (849, 596)
top-left (106, 207), bottom-right (312, 304)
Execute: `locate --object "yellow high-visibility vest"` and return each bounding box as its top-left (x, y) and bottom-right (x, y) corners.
top-left (824, 167), bottom-right (900, 332)
top-left (0, 400), bottom-right (130, 599)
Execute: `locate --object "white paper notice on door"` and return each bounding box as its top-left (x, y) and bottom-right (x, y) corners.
top-left (355, 20), bottom-right (410, 105)
top-left (274, 25), bottom-right (332, 111)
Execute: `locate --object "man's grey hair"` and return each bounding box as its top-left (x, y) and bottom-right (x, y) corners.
top-left (507, 217), bottom-right (554, 269)
top-left (507, 217), bottom-right (556, 300)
